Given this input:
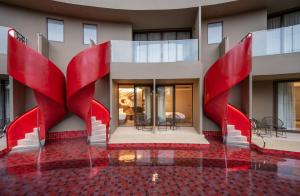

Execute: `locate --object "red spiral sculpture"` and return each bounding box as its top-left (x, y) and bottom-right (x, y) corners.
top-left (6, 29), bottom-right (67, 150)
top-left (204, 34), bottom-right (252, 142)
top-left (66, 42), bottom-right (110, 143)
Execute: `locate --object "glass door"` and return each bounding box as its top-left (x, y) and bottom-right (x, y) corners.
top-left (156, 86), bottom-right (174, 125)
top-left (134, 85), bottom-right (153, 126)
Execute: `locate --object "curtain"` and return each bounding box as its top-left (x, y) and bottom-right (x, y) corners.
top-left (162, 32), bottom-right (176, 62)
top-left (134, 33), bottom-right (147, 62)
top-left (147, 33), bottom-right (161, 62)
top-left (0, 82), bottom-right (3, 127)
top-left (283, 11), bottom-right (300, 53)
top-left (5, 81), bottom-right (10, 123)
top-left (278, 82), bottom-right (296, 129)
top-left (267, 17), bottom-right (281, 54)
top-left (157, 87), bottom-right (166, 121)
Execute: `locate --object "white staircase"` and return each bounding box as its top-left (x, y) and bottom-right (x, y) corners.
top-left (12, 128), bottom-right (40, 152)
top-left (226, 124), bottom-right (249, 148)
top-left (89, 116), bottom-right (107, 145)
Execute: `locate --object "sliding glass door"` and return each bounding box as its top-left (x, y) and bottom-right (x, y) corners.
top-left (118, 84), bottom-right (153, 127)
top-left (135, 85), bottom-right (153, 126)
top-left (156, 86), bottom-right (174, 124)
top-left (0, 79), bottom-right (9, 128)
top-left (156, 84), bottom-right (193, 127)
top-left (277, 81), bottom-right (300, 131)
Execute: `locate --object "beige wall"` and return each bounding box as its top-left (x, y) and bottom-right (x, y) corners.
top-left (252, 80), bottom-right (273, 121)
top-left (201, 9), bottom-right (267, 72)
top-left (201, 9), bottom-right (267, 131)
top-left (253, 53), bottom-right (300, 76)
top-left (111, 61), bottom-right (202, 80)
top-left (0, 3), bottom-right (132, 131)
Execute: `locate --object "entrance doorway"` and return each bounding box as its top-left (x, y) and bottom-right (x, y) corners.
top-left (118, 83), bottom-right (193, 128)
top-left (118, 84), bottom-right (153, 127)
top-left (156, 84), bottom-right (193, 127)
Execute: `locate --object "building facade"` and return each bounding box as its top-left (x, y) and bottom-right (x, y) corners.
top-left (0, 0), bottom-right (299, 148)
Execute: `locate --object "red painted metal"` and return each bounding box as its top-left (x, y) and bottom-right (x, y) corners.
top-left (6, 29), bottom-right (67, 150)
top-left (66, 42), bottom-right (110, 139)
top-left (204, 34), bottom-right (252, 142)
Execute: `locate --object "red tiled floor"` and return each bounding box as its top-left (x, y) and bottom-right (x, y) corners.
top-left (0, 136), bottom-right (300, 195)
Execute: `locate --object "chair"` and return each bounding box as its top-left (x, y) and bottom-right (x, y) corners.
top-left (135, 113), bottom-right (145, 130)
top-left (274, 118), bottom-right (287, 137)
top-left (157, 117), bottom-right (168, 130)
top-left (261, 117), bottom-right (287, 137)
top-left (251, 118), bottom-right (269, 136)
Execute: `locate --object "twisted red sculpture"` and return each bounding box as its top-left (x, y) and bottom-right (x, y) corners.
top-left (66, 42), bottom-right (110, 143)
top-left (6, 29), bottom-right (67, 150)
top-left (204, 34), bottom-right (252, 142)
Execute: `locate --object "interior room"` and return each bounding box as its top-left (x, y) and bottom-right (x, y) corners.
top-left (277, 81), bottom-right (300, 131)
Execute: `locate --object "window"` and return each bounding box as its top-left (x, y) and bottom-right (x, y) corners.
top-left (47, 19), bottom-right (64, 42)
top-left (133, 30), bottom-right (192, 62)
top-left (0, 79), bottom-right (9, 128)
top-left (83, 24), bottom-right (97, 45)
top-left (277, 81), bottom-right (300, 131)
top-left (0, 26), bottom-right (9, 54)
top-left (208, 22), bottom-right (223, 44)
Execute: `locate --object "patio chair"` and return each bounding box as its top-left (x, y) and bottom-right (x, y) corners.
top-left (250, 118), bottom-right (269, 136)
top-left (135, 113), bottom-right (145, 130)
top-left (157, 117), bottom-right (168, 130)
top-left (274, 118), bottom-right (287, 137)
top-left (261, 117), bottom-right (287, 137)
top-left (0, 121), bottom-right (9, 138)
top-left (250, 119), bottom-right (259, 134)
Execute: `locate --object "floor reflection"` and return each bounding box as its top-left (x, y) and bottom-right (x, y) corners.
top-left (0, 137), bottom-right (300, 195)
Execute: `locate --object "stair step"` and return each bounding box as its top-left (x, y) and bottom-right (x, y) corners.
top-left (92, 124), bottom-right (106, 130)
top-left (91, 116), bottom-right (102, 123)
top-left (227, 131), bottom-right (241, 136)
top-left (92, 131), bottom-right (106, 136)
top-left (227, 124), bottom-right (235, 131)
top-left (90, 138), bottom-right (106, 144)
top-left (18, 138), bottom-right (39, 146)
top-left (90, 134), bottom-right (106, 140)
top-left (25, 132), bottom-right (39, 140)
top-left (227, 135), bottom-right (247, 142)
top-left (227, 140), bottom-right (249, 148)
top-left (12, 144), bottom-right (40, 152)
top-left (92, 121), bottom-right (105, 127)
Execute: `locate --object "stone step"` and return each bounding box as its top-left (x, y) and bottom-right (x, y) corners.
top-left (227, 124), bottom-right (235, 131)
top-left (92, 121), bottom-right (105, 127)
top-left (92, 131), bottom-right (106, 136)
top-left (11, 145), bottom-right (40, 152)
top-left (92, 124), bottom-right (106, 130)
top-left (227, 130), bottom-right (241, 136)
top-left (89, 137), bottom-right (106, 144)
top-left (227, 140), bottom-right (249, 148)
top-left (18, 138), bottom-right (39, 146)
top-left (25, 132), bottom-right (39, 140)
top-left (90, 134), bottom-right (106, 140)
top-left (227, 135), bottom-right (247, 142)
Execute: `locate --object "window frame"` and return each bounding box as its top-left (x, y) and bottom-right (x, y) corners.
top-left (207, 21), bottom-right (223, 45)
top-left (47, 18), bottom-right (64, 43)
top-left (83, 23), bottom-right (98, 45)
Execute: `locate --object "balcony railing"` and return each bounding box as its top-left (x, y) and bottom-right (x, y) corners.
top-left (111, 39), bottom-right (198, 63)
top-left (0, 26), bottom-right (9, 54)
top-left (0, 26), bottom-right (27, 55)
top-left (252, 24), bottom-right (300, 56)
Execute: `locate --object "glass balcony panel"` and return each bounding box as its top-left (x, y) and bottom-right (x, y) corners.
top-left (252, 24), bottom-right (300, 56)
top-left (0, 26), bottom-right (9, 54)
top-left (111, 39), bottom-right (198, 63)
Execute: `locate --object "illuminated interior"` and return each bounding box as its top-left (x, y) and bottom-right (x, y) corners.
top-left (118, 84), bottom-right (193, 128)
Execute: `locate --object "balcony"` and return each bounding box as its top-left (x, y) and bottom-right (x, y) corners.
top-left (111, 39), bottom-right (198, 63)
top-left (252, 24), bottom-right (300, 56)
